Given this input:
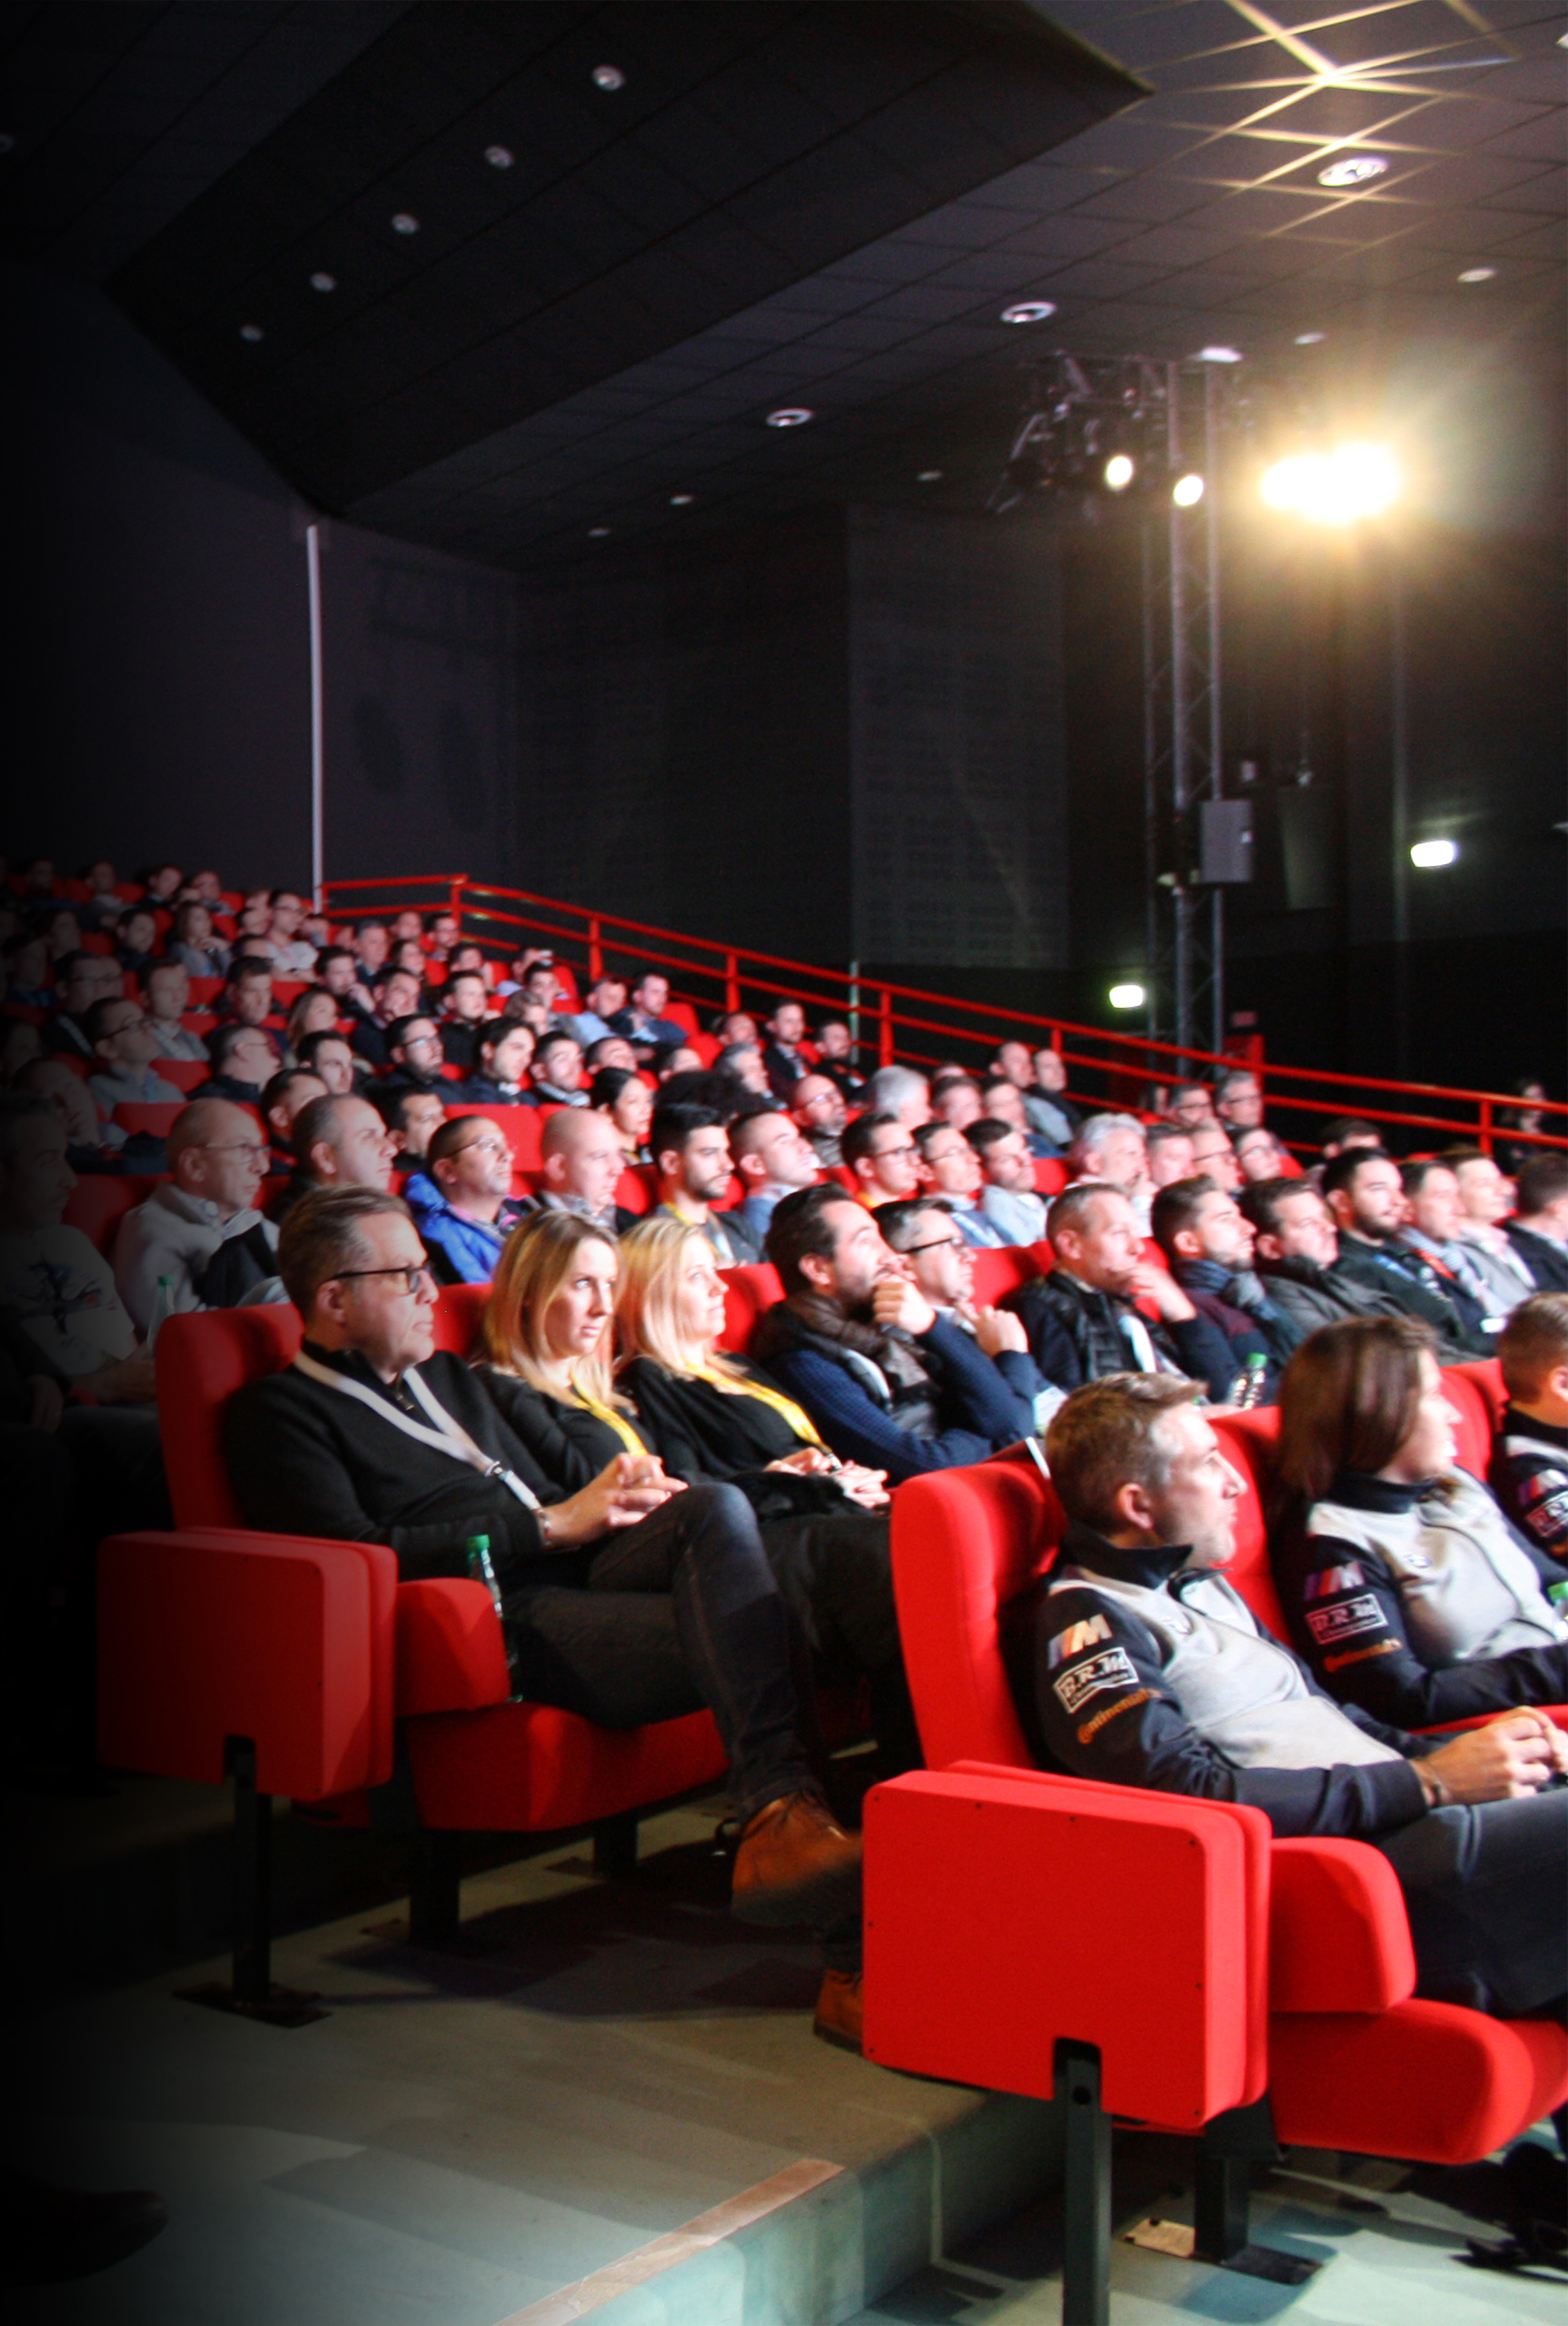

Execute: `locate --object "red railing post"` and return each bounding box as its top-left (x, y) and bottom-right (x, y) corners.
top-left (878, 988), bottom-right (894, 1069)
top-left (588, 918), bottom-right (602, 981)
top-left (724, 952), bottom-right (739, 1013)
top-left (1479, 1096), bottom-right (1492, 1157)
top-left (449, 874), bottom-right (467, 922)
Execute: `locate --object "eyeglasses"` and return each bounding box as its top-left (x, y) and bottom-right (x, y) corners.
top-left (901, 1235), bottom-right (968, 1257)
top-left (458, 1136), bottom-right (512, 1159)
top-left (332, 1265), bottom-right (433, 1296)
top-left (872, 1141), bottom-right (917, 1159)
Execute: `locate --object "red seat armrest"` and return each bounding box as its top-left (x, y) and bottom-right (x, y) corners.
top-left (1268, 1837), bottom-right (1415, 2013)
top-left (1418, 1705), bottom-right (1568, 1737)
top-left (395, 1578), bottom-right (511, 1715)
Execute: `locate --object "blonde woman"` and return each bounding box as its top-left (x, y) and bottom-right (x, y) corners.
top-left (480, 1209), bottom-right (655, 1484)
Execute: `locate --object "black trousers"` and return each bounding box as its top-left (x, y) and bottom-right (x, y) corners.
top-left (1373, 1786), bottom-right (1568, 2017)
top-left (759, 1507), bottom-right (920, 1778)
top-left (503, 1482), bottom-right (815, 1826)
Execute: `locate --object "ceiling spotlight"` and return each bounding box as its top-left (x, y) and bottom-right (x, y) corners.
top-left (1104, 453), bottom-right (1136, 491)
top-left (1196, 345), bottom-right (1242, 363)
top-left (1410, 839), bottom-right (1457, 869)
top-left (1000, 301), bottom-right (1056, 325)
top-left (1316, 154), bottom-right (1388, 189)
top-left (918, 470), bottom-right (943, 482)
top-left (1261, 442), bottom-right (1400, 525)
top-left (484, 144), bottom-right (514, 169)
top-left (1295, 331), bottom-right (1326, 345)
top-left (309, 271), bottom-right (336, 293)
top-left (669, 492), bottom-right (693, 507)
top-left (589, 525), bottom-right (612, 539)
top-left (1108, 983), bottom-right (1146, 1010)
top-left (766, 407), bottom-right (813, 428)
top-left (591, 64), bottom-right (625, 90)
top-left (391, 212), bottom-right (419, 235)
top-left (1458, 266), bottom-right (1496, 283)
top-left (239, 323), bottom-right (264, 342)
top-left (1172, 472), bottom-right (1205, 508)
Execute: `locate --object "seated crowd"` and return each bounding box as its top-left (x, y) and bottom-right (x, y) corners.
top-left (2, 852), bottom-right (1564, 2061)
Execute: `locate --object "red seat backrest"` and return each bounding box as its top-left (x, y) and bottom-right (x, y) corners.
top-left (444, 1103), bottom-right (543, 1172)
top-left (185, 977), bottom-right (224, 1006)
top-left (1208, 1408), bottom-right (1287, 1638)
top-left (685, 1030), bottom-right (720, 1067)
top-left (1444, 1358), bottom-right (1507, 1440)
top-left (969, 1245), bottom-right (1040, 1307)
top-left (53, 1051), bottom-right (92, 1079)
top-left (64, 1173), bottom-right (164, 1257)
top-left (156, 1057), bottom-right (209, 1093)
top-left (112, 1101), bottom-right (184, 1137)
top-left (717, 1262), bottom-right (783, 1354)
top-left (891, 1460), bottom-right (1065, 1770)
top-left (431, 1281), bottom-right (488, 1357)
top-left (665, 999), bottom-right (700, 1040)
top-left (1032, 1157), bottom-right (1068, 1198)
top-left (1438, 1367), bottom-right (1493, 1478)
top-left (615, 1165), bottom-right (653, 1217)
top-left (157, 1306), bottom-right (304, 1528)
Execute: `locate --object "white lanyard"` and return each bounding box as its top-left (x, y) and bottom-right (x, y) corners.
top-left (293, 1350), bottom-right (541, 1508)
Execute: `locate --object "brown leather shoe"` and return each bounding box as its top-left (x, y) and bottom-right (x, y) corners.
top-left (812, 1969), bottom-right (863, 2054)
top-left (729, 1792), bottom-right (862, 1926)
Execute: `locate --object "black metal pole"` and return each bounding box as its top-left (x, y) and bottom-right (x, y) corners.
top-left (1057, 2040), bottom-right (1110, 2326)
top-left (408, 1831), bottom-right (463, 1945)
top-left (591, 1811), bottom-right (639, 1879)
top-left (229, 1737), bottom-right (272, 2009)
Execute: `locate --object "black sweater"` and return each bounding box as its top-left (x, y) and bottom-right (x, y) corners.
top-left (620, 1355), bottom-right (858, 1517)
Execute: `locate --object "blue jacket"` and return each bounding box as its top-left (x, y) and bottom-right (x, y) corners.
top-left (404, 1173), bottom-right (523, 1285)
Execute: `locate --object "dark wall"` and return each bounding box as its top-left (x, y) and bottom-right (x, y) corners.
top-left (5, 260), bottom-right (520, 895)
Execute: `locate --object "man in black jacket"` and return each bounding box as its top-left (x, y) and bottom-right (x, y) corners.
top-left (1321, 1149), bottom-right (1488, 1357)
top-left (1241, 1178), bottom-right (1414, 1340)
top-left (1004, 1183), bottom-right (1235, 1401)
top-left (1007, 1373), bottom-right (1567, 2018)
top-left (1493, 1293), bottom-right (1568, 1559)
top-left (223, 1187), bottom-right (861, 1964)
top-left (1150, 1174), bottom-right (1296, 1397)
top-left (1507, 1155), bottom-right (1568, 1296)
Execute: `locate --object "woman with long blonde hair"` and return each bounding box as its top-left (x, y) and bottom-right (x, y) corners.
top-left (480, 1209), bottom-right (652, 1486)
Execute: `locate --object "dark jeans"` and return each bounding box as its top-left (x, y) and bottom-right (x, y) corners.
top-left (1374, 1785), bottom-right (1568, 2017)
top-left (503, 1481), bottom-right (815, 1825)
top-left (760, 1508), bottom-right (920, 1778)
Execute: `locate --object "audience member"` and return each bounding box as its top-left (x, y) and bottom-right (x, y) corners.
top-left (928, 1073), bottom-right (984, 1132)
top-left (350, 919), bottom-right (392, 992)
top-left (223, 959), bottom-right (283, 1065)
top-left (405, 1116), bottom-right (527, 1285)
top-left (966, 1118), bottom-right (1048, 1246)
top-left (375, 1015), bottom-right (459, 1113)
top-left (1144, 1122), bottom-right (1196, 1191)
top-left (1023, 1045), bottom-right (1078, 1151)
top-left (1320, 1116), bottom-right (1383, 1161)
top-left (142, 959), bottom-right (207, 1061)
top-left (1186, 1119), bottom-right (1244, 1194)
top-left (422, 908), bottom-right (461, 965)
top-left (76, 859), bottom-right (127, 928)
top-left (658, 1044), bottom-right (703, 1081)
top-left (113, 1098), bottom-right (283, 1329)
top-left (1442, 1148), bottom-right (1538, 1310)
top-left (753, 1186), bottom-right (1032, 1480)
top-left (296, 1029), bottom-right (359, 1098)
top-left (437, 969), bottom-right (493, 1074)
top-left (583, 1034), bottom-right (640, 1076)
top-left (863, 1065), bottom-right (929, 1127)
top-left (1151, 1173), bottom-right (1296, 1392)
top-left (1241, 1177), bottom-right (1411, 1337)
top-left (650, 1102), bottom-right (759, 1262)
top-left (42, 906), bottom-right (85, 965)
top-left (611, 970), bottom-right (687, 1059)
top-left (467, 1021), bottom-right (536, 1106)
top-left (808, 1019), bottom-right (862, 1099)
top-left (1163, 1079), bottom-right (1217, 1131)
top-left (913, 1120), bottom-right (1007, 1247)
top-left (314, 946), bottom-right (367, 1019)
top-left (1214, 1069), bottom-right (1264, 1131)
top-left (142, 863), bottom-right (184, 908)
top-left (529, 1105), bottom-right (636, 1236)
top-left (283, 989), bottom-right (340, 1059)
top-left (1272, 1317), bottom-right (1567, 1728)
top-left (84, 999), bottom-right (185, 1115)
top-left (1505, 1154), bottom-right (1568, 1293)
top-left (263, 891), bottom-right (316, 978)
top-left (18, 1056), bottom-right (134, 1171)
top-left (5, 932), bottom-right (54, 1009)
top-left (0, 1096), bottom-right (156, 1411)
top-left (1321, 1149), bottom-right (1487, 1356)
top-left (714, 1010), bottom-right (760, 1048)
top-left (386, 1088), bottom-right (446, 1170)
top-left (195, 1022), bottom-right (281, 1105)
top-left (731, 1107), bottom-right (819, 1240)
top-left (0, 1018), bottom-right (42, 1085)
top-left (1234, 1125), bottom-right (1290, 1184)
top-left (45, 952), bottom-right (121, 1057)
top-left (112, 907), bottom-right (161, 978)
top-left (225, 1188), bottom-right (862, 1967)
top-left (528, 1030), bottom-right (583, 1107)
top-left (1006, 1183), bottom-right (1234, 1400)
top-left (841, 1111), bottom-right (921, 1210)
top-left (792, 1074), bottom-right (848, 1168)
top-left (351, 967), bottom-right (424, 1070)
top-left (1399, 1159), bottom-right (1509, 1338)
top-left (279, 1093), bottom-right (397, 1215)
top-left (1009, 1373), bottom-right (1566, 2022)
top-left (261, 1068), bottom-right (329, 1168)
top-left (878, 1195), bottom-right (1055, 1431)
top-left (715, 1040), bottom-right (772, 1098)
top-left (570, 974), bottom-right (630, 1049)
top-left (1492, 1294), bottom-right (1568, 1557)
top-left (1067, 1116), bottom-right (1150, 1216)
top-left (1498, 1079), bottom-right (1551, 1178)
top-left (589, 1067), bottom-right (652, 1165)
top-left (760, 999), bottom-right (809, 1100)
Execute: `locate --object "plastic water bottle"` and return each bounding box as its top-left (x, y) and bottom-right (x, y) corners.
top-left (466, 1533), bottom-right (518, 1685)
top-left (1227, 1351), bottom-right (1269, 1409)
top-left (147, 1274), bottom-right (175, 1350)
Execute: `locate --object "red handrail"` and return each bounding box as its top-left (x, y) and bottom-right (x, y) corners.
top-left (322, 873), bottom-right (1568, 1158)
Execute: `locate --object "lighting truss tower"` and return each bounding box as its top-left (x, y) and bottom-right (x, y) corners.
top-left (1143, 362), bottom-right (1225, 1057)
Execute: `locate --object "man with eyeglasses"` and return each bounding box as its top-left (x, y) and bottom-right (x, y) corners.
top-left (841, 1112), bottom-right (921, 1210)
top-left (791, 1074), bottom-right (848, 1168)
top-left (112, 1098), bottom-right (285, 1331)
top-left (83, 999), bottom-right (184, 1117)
top-left (375, 1015), bottom-right (464, 1113)
top-left (405, 1116), bottom-right (527, 1284)
top-left (878, 1196), bottom-right (1060, 1434)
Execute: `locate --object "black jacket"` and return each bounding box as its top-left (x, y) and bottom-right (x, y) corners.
top-left (223, 1344), bottom-right (579, 1587)
top-left (464, 1074), bottom-right (541, 1108)
top-left (1005, 1267), bottom-right (1236, 1401)
top-left (1328, 1235), bottom-right (1487, 1356)
top-left (1505, 1224), bottom-right (1568, 1295)
top-left (1491, 1404), bottom-right (1568, 1562)
top-left (620, 1354), bottom-right (867, 1518)
top-left (375, 1065), bottom-right (463, 1116)
top-left (1003, 1521), bottom-right (1433, 1839)
top-left (1255, 1253), bottom-right (1411, 1339)
top-left (479, 1370), bottom-right (650, 1493)
top-left (761, 1041), bottom-right (808, 1102)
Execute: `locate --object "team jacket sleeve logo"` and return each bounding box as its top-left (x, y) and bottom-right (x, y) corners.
top-left (1303, 1560), bottom-right (1365, 1600)
top-left (1047, 1612), bottom-right (1111, 1668)
top-left (1304, 1593), bottom-right (1386, 1648)
top-left (1052, 1645), bottom-right (1138, 1717)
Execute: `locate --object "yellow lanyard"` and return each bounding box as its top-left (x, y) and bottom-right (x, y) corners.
top-left (569, 1387), bottom-right (648, 1458)
top-left (691, 1367), bottom-right (828, 1452)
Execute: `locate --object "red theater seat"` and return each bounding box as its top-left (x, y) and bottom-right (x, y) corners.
top-left (1445, 1357), bottom-right (1507, 1442)
top-left (871, 1455), bottom-right (1568, 2306)
top-left (431, 1280), bottom-right (488, 1356)
top-left (615, 1165), bottom-right (654, 1216)
top-left (155, 1057), bottom-right (209, 1093)
top-left (717, 1262), bottom-right (782, 1354)
top-left (65, 1173), bottom-right (164, 1257)
top-left (968, 1246), bottom-right (1039, 1308)
top-left (1032, 1156), bottom-right (1068, 1197)
top-left (112, 1101), bottom-right (183, 1138)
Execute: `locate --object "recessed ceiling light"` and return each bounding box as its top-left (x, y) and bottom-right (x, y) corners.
top-left (1316, 154), bottom-right (1388, 189)
top-left (589, 526), bottom-right (611, 539)
top-left (1196, 345), bottom-right (1242, 363)
top-left (1559, 27), bottom-right (1568, 44)
top-left (484, 144), bottom-right (514, 169)
top-left (669, 492), bottom-right (694, 507)
top-left (1458, 266), bottom-right (1496, 283)
top-left (766, 407), bottom-right (814, 428)
top-left (1295, 331), bottom-right (1326, 345)
top-left (591, 65), bottom-right (625, 91)
top-left (239, 323), bottom-right (264, 342)
top-left (391, 212), bottom-right (419, 235)
top-left (1000, 301), bottom-right (1056, 325)
top-left (310, 271), bottom-right (336, 293)
top-left (918, 470), bottom-right (943, 482)
top-left (1172, 472), bottom-right (1205, 508)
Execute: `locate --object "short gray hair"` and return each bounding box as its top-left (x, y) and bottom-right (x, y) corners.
top-left (865, 1065), bottom-right (928, 1116)
top-left (277, 1187), bottom-right (412, 1313)
top-left (1068, 1112), bottom-right (1145, 1174)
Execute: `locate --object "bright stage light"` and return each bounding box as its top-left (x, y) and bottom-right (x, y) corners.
top-left (1172, 472), bottom-right (1205, 507)
top-left (1316, 154), bottom-right (1387, 189)
top-left (1104, 453), bottom-right (1135, 491)
top-left (1410, 839), bottom-right (1457, 869)
top-left (1260, 442), bottom-right (1400, 525)
top-left (1108, 983), bottom-right (1146, 1010)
